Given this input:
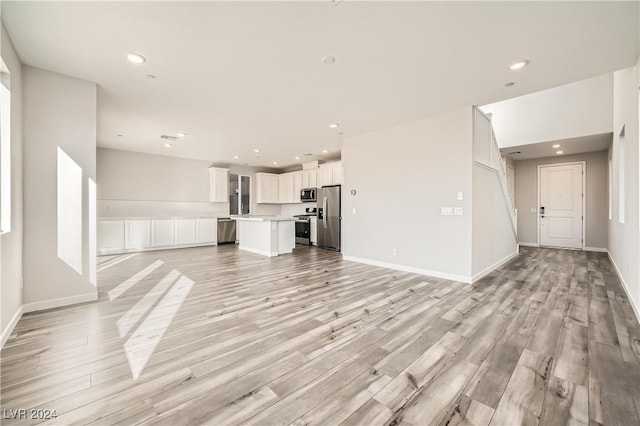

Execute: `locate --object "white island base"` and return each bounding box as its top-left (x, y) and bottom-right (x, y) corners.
top-left (234, 217), bottom-right (295, 257)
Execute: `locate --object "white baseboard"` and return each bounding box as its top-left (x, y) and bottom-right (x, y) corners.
top-left (23, 292), bottom-right (98, 313)
top-left (342, 255), bottom-right (471, 284)
top-left (584, 246), bottom-right (608, 253)
top-left (472, 250), bottom-right (519, 283)
top-left (608, 253), bottom-right (640, 326)
top-left (239, 246), bottom-right (277, 257)
top-left (518, 242), bottom-right (539, 248)
top-left (1, 305), bottom-right (24, 348)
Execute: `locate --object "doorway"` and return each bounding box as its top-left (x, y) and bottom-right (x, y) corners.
top-left (537, 162), bottom-right (585, 249)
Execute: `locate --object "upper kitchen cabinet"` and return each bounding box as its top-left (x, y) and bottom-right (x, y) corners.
top-left (278, 171), bottom-right (303, 204)
top-left (318, 161), bottom-right (342, 187)
top-left (301, 169), bottom-right (317, 189)
top-left (256, 172), bottom-right (280, 203)
top-left (209, 167), bottom-right (229, 203)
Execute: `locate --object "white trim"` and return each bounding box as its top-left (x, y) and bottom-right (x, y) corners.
top-left (98, 242), bottom-right (216, 256)
top-left (471, 250), bottom-right (519, 283)
top-left (518, 242), bottom-right (540, 248)
top-left (608, 253), bottom-right (640, 325)
top-left (1, 305), bottom-right (24, 348)
top-left (537, 161), bottom-right (586, 250)
top-left (584, 246), bottom-right (608, 253)
top-left (22, 292), bottom-right (98, 313)
top-left (343, 255), bottom-right (471, 284)
top-left (239, 246), bottom-right (277, 257)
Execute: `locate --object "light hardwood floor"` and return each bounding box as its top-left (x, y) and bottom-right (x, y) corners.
top-left (1, 245), bottom-right (639, 425)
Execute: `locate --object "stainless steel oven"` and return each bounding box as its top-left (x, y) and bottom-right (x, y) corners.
top-left (294, 217), bottom-right (311, 244)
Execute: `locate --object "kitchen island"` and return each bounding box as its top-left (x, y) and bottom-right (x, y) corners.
top-left (233, 216), bottom-right (295, 257)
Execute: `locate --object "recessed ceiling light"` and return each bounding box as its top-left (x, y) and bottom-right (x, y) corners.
top-left (295, 156), bottom-right (300, 160)
top-left (329, 123), bottom-right (339, 129)
top-left (164, 143), bottom-right (172, 148)
top-left (509, 60), bottom-right (529, 71)
top-left (321, 56), bottom-right (336, 65)
top-left (273, 161), bottom-right (278, 165)
top-left (322, 149), bottom-right (329, 153)
top-left (125, 52), bottom-right (146, 64)
top-left (177, 132), bottom-right (187, 138)
top-left (233, 155), bottom-right (240, 159)
top-left (556, 150), bottom-right (564, 155)
top-left (253, 148), bottom-right (260, 153)
top-left (552, 144), bottom-right (561, 149)
top-left (505, 82), bottom-right (515, 87)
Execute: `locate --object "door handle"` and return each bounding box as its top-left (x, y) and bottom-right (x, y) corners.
top-left (540, 206), bottom-right (545, 218)
top-left (323, 197), bottom-right (327, 229)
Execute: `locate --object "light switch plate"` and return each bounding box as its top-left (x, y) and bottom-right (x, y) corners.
top-left (454, 207), bottom-right (464, 216)
top-left (441, 207), bottom-right (453, 216)
top-left (352, 207), bottom-right (357, 214)
top-left (456, 191), bottom-right (463, 201)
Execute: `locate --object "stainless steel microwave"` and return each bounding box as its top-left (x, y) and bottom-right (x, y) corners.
top-left (300, 188), bottom-right (316, 202)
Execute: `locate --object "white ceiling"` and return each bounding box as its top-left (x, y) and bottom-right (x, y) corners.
top-left (500, 133), bottom-right (612, 161)
top-left (2, 1), bottom-right (638, 169)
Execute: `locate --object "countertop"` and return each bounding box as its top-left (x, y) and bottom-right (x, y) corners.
top-left (232, 215), bottom-right (295, 222)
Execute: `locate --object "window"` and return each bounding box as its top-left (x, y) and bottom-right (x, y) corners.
top-left (229, 174), bottom-right (251, 215)
top-left (0, 58), bottom-right (10, 234)
top-left (619, 126), bottom-right (626, 224)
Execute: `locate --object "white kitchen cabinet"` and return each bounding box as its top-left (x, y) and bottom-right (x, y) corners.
top-left (301, 169), bottom-right (318, 189)
top-left (319, 165), bottom-right (334, 187)
top-left (99, 220), bottom-right (125, 252)
top-left (125, 219), bottom-right (151, 249)
top-left (209, 167), bottom-right (229, 203)
top-left (278, 173), bottom-right (295, 204)
top-left (292, 171), bottom-right (302, 202)
top-left (175, 219), bottom-right (196, 245)
top-left (332, 162), bottom-right (343, 185)
top-left (256, 173), bottom-right (280, 203)
top-left (196, 218), bottom-right (217, 243)
top-left (310, 216), bottom-right (318, 245)
top-left (151, 219), bottom-right (175, 247)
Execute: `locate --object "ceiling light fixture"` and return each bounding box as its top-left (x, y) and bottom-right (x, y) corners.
top-left (552, 144), bottom-right (561, 149)
top-left (321, 56), bottom-right (336, 65)
top-left (233, 155), bottom-right (240, 159)
top-left (253, 148), bottom-right (260, 153)
top-left (322, 149), bottom-right (329, 153)
top-left (164, 143), bottom-right (172, 148)
top-left (509, 60), bottom-right (529, 71)
top-left (329, 123), bottom-right (339, 129)
top-left (556, 150), bottom-right (564, 155)
top-left (295, 156), bottom-right (300, 160)
top-left (125, 52), bottom-right (147, 64)
top-left (273, 161), bottom-right (278, 165)
top-left (177, 132), bottom-right (187, 138)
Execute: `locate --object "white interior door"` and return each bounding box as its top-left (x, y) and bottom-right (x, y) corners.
top-left (539, 163), bottom-right (584, 249)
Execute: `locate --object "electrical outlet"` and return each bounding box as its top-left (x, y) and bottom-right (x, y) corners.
top-left (441, 207), bottom-right (453, 216)
top-left (626, 266), bottom-right (630, 276)
top-left (392, 248), bottom-right (398, 256)
top-left (352, 207), bottom-right (357, 215)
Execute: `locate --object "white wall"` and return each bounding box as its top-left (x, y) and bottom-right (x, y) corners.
top-left (97, 148), bottom-right (280, 218)
top-left (0, 23), bottom-right (23, 342)
top-left (22, 66), bottom-right (97, 307)
top-left (471, 164), bottom-right (518, 279)
top-left (609, 61), bottom-right (640, 318)
top-left (481, 74), bottom-right (614, 147)
top-left (514, 151), bottom-right (609, 249)
top-left (342, 107), bottom-right (473, 282)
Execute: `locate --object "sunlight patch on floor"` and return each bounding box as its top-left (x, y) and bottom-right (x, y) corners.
top-left (116, 269), bottom-right (180, 338)
top-left (98, 252), bottom-right (140, 272)
top-left (123, 275), bottom-right (194, 380)
top-left (108, 260), bottom-right (163, 301)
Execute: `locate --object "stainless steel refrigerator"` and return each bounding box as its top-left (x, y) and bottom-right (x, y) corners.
top-left (317, 185), bottom-right (341, 251)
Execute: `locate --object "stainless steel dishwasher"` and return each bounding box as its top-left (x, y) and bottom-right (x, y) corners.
top-left (217, 218), bottom-right (237, 244)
